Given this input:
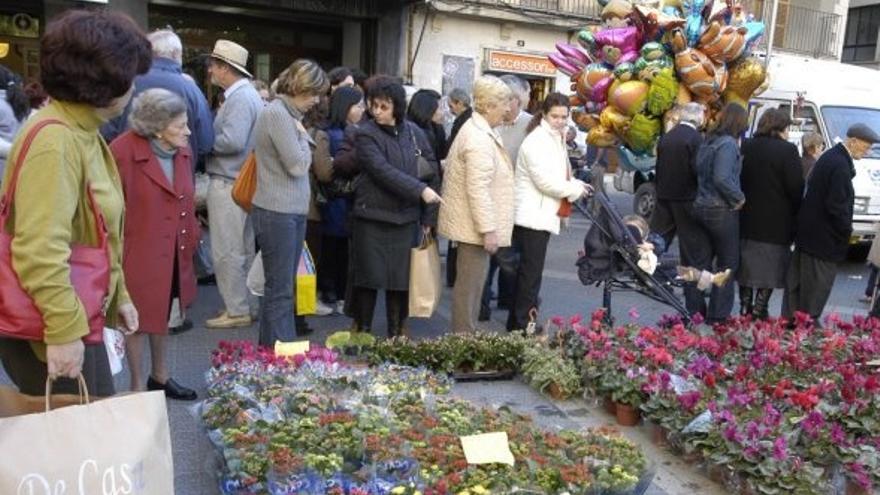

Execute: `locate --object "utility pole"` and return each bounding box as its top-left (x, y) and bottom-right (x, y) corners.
top-left (765, 0), bottom-right (780, 69)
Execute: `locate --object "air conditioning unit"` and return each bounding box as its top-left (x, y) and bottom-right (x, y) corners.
top-left (0, 13), bottom-right (40, 39)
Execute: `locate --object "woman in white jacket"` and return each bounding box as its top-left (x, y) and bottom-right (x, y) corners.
top-left (506, 92), bottom-right (590, 331)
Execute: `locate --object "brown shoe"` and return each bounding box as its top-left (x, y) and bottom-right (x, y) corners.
top-left (205, 312), bottom-right (252, 329)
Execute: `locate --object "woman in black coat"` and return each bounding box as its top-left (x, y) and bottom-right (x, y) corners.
top-left (351, 76), bottom-right (442, 336)
top-left (738, 108), bottom-right (804, 318)
top-left (407, 89), bottom-right (448, 162)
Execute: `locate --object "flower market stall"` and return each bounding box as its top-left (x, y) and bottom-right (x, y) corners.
top-left (551, 310), bottom-right (880, 495)
top-left (199, 340), bottom-right (653, 495)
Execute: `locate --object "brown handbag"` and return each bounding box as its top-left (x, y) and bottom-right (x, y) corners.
top-left (0, 119), bottom-right (110, 344)
top-left (231, 152), bottom-right (257, 212)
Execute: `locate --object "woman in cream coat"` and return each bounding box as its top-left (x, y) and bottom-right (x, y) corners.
top-left (506, 92), bottom-right (589, 331)
top-left (438, 76), bottom-right (514, 333)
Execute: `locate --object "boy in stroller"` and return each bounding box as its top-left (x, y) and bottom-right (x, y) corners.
top-left (621, 214), bottom-right (731, 292)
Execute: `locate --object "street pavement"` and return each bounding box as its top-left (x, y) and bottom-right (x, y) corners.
top-left (1, 187), bottom-right (872, 494)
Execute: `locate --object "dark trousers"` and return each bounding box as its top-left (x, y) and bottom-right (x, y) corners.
top-left (650, 199), bottom-right (712, 316)
top-left (353, 287), bottom-right (408, 336)
top-left (253, 207), bottom-right (307, 345)
top-left (319, 235), bottom-right (349, 302)
top-left (782, 250), bottom-right (838, 321)
top-left (0, 338), bottom-right (114, 396)
top-left (693, 206), bottom-right (740, 322)
top-left (446, 241), bottom-right (457, 287)
top-left (480, 247), bottom-right (516, 313)
top-left (866, 265), bottom-right (878, 298)
top-left (506, 226), bottom-right (551, 330)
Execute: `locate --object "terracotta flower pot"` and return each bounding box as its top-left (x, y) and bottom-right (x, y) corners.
top-left (846, 479), bottom-right (873, 495)
top-left (645, 420), bottom-right (669, 447)
top-left (603, 396), bottom-right (617, 415)
top-left (615, 402), bottom-right (640, 426)
top-left (547, 382), bottom-right (567, 400)
top-left (707, 463), bottom-right (726, 484)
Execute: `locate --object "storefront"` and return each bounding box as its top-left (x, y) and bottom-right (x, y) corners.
top-left (483, 48), bottom-right (560, 113)
top-left (1, 0), bottom-right (401, 91)
top-left (407, 5), bottom-right (577, 111)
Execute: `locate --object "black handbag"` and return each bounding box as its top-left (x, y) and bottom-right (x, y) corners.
top-left (410, 127), bottom-right (435, 182)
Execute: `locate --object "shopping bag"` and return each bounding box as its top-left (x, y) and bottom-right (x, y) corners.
top-left (409, 233), bottom-right (442, 318)
top-left (247, 250), bottom-right (265, 297)
top-left (296, 243), bottom-right (317, 316)
top-left (231, 152), bottom-right (257, 212)
top-left (0, 379), bottom-right (174, 494)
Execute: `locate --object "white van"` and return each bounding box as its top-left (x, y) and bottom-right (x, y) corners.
top-left (613, 52), bottom-right (880, 248)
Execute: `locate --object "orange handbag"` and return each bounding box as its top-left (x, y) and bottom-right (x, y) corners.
top-left (231, 152), bottom-right (257, 212)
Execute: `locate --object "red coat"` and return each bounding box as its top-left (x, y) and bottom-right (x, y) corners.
top-left (110, 131), bottom-right (199, 334)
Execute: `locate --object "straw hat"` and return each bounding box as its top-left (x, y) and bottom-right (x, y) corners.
top-left (209, 39), bottom-right (252, 78)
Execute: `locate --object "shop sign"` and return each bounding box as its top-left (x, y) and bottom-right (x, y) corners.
top-left (485, 49), bottom-right (556, 77)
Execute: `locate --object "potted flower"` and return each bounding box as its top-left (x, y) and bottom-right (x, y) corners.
top-left (520, 344), bottom-right (582, 400)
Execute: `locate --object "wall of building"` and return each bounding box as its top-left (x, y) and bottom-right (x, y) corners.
top-left (406, 6), bottom-right (575, 95)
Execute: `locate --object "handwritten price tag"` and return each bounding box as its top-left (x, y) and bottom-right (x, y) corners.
top-left (274, 340), bottom-right (310, 357)
top-left (459, 432), bottom-right (515, 466)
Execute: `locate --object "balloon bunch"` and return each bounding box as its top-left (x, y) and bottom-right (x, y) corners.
top-left (550, 0), bottom-right (770, 156)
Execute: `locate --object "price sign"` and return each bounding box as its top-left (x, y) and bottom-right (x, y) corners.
top-left (459, 432), bottom-right (515, 466)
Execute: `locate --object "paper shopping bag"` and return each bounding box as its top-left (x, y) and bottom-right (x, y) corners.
top-left (0, 387), bottom-right (174, 494)
top-left (408, 234), bottom-right (442, 318)
top-left (296, 243), bottom-right (317, 316)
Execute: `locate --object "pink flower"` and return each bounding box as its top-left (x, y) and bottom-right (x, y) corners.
top-left (772, 436), bottom-right (788, 461)
top-left (677, 391), bottom-right (702, 412)
top-left (628, 307), bottom-right (640, 320)
top-left (569, 314), bottom-right (583, 326)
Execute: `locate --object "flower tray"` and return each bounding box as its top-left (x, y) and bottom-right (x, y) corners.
top-left (452, 369), bottom-right (516, 382)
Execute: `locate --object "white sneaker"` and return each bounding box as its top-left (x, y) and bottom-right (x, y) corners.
top-left (314, 301), bottom-right (334, 316)
top-left (335, 300), bottom-right (345, 315)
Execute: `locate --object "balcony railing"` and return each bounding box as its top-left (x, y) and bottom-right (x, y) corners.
top-left (746, 0), bottom-right (843, 59)
top-left (458, 0), bottom-right (601, 21)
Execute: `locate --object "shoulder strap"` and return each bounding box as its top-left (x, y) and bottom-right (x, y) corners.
top-left (0, 118), bottom-right (67, 217)
top-left (408, 124), bottom-right (422, 156)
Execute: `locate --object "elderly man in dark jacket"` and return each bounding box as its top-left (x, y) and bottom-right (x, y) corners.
top-left (783, 123), bottom-right (880, 322)
top-left (101, 29), bottom-right (214, 166)
top-left (650, 102), bottom-right (710, 316)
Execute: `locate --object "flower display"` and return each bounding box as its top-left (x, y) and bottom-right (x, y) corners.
top-left (200, 341), bottom-right (651, 495)
top-left (551, 312), bottom-right (880, 494)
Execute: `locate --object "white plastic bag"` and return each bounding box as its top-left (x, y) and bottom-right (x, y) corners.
top-left (247, 251), bottom-right (265, 297)
top-left (103, 327), bottom-right (125, 376)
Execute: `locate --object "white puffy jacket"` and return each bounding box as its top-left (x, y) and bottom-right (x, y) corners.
top-left (514, 119), bottom-right (585, 235)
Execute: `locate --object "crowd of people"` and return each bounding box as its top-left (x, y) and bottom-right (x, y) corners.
top-left (0, 9), bottom-right (591, 401)
top-left (0, 9), bottom-right (873, 404)
top-left (653, 102), bottom-right (879, 325)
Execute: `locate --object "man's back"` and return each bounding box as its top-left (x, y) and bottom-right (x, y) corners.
top-left (101, 57), bottom-right (215, 161)
top-left (655, 123), bottom-right (702, 201)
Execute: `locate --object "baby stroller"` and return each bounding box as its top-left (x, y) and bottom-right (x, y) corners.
top-left (576, 191), bottom-right (691, 323)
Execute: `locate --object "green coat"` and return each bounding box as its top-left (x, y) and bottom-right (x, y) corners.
top-left (1, 100), bottom-right (130, 351)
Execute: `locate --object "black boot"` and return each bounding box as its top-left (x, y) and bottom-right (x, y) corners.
top-left (354, 287), bottom-right (377, 333)
top-left (386, 290), bottom-right (408, 338)
top-left (753, 288), bottom-right (773, 320)
top-left (739, 286), bottom-right (754, 316)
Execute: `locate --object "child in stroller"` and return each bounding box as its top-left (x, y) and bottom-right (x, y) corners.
top-left (621, 214), bottom-right (731, 292)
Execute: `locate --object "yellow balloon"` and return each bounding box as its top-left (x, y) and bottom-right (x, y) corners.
top-left (587, 125), bottom-right (619, 148)
top-left (723, 57), bottom-right (767, 107)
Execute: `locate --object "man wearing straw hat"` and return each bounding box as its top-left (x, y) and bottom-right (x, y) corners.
top-left (204, 39), bottom-right (264, 329)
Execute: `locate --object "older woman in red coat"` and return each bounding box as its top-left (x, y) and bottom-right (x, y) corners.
top-left (110, 88), bottom-right (199, 400)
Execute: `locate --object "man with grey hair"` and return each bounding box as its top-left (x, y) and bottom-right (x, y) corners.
top-left (651, 102), bottom-right (711, 317)
top-left (447, 87), bottom-right (473, 148)
top-left (102, 29), bottom-right (214, 168)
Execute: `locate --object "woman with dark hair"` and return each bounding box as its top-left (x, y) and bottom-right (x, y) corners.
top-left (407, 89), bottom-right (448, 161)
top-left (319, 86), bottom-right (365, 311)
top-left (692, 103), bottom-right (750, 323)
top-left (506, 92), bottom-right (589, 331)
top-left (0, 10), bottom-right (150, 396)
top-left (0, 64), bottom-right (30, 175)
top-left (352, 75), bottom-right (442, 335)
top-left (738, 108), bottom-right (804, 319)
top-left (328, 66), bottom-right (354, 94)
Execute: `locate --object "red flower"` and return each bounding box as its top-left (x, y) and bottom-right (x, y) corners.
top-left (703, 373), bottom-right (716, 388)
